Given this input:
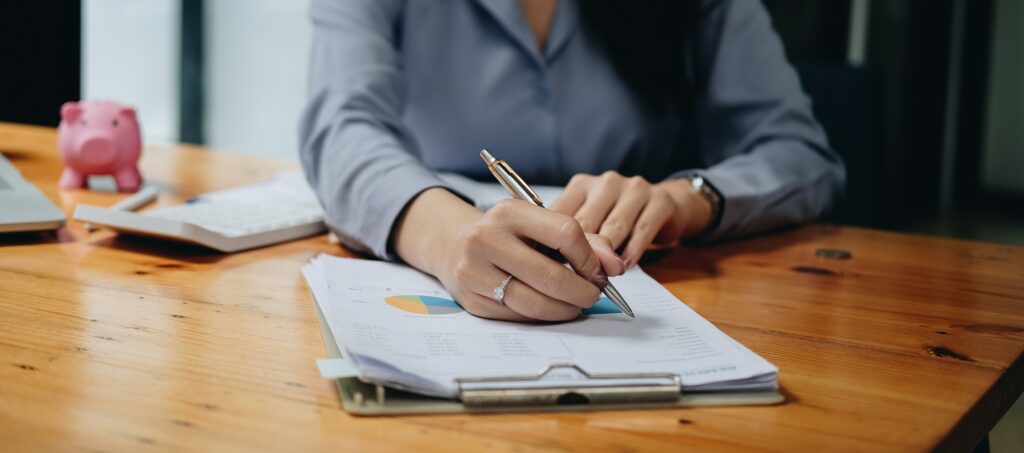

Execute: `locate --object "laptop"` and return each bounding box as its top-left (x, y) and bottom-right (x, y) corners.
top-left (0, 153), bottom-right (66, 233)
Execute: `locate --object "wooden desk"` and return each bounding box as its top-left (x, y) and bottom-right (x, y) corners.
top-left (1, 122), bottom-right (1022, 451)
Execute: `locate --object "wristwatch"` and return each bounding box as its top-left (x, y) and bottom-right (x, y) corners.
top-left (684, 175), bottom-right (723, 239)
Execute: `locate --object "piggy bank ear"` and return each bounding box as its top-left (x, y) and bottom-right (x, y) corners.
top-left (61, 102), bottom-right (83, 122)
top-left (118, 107), bottom-right (137, 121)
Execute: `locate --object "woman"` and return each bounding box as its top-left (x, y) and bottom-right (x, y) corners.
top-left (299, 0), bottom-right (844, 322)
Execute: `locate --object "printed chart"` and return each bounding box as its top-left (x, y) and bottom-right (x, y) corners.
top-left (582, 297), bottom-right (622, 315)
top-left (385, 295), bottom-right (464, 315)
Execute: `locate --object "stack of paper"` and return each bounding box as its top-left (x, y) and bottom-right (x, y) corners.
top-left (303, 255), bottom-right (777, 399)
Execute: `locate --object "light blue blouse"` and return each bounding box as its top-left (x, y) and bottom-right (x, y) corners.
top-left (299, 0), bottom-right (845, 259)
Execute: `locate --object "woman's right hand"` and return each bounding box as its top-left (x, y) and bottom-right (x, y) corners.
top-left (393, 189), bottom-right (625, 322)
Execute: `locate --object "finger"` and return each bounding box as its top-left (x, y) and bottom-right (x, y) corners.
top-left (587, 233), bottom-right (626, 277)
top-left (458, 291), bottom-right (534, 322)
top-left (597, 179), bottom-right (651, 248)
top-left (450, 259), bottom-right (533, 321)
top-left (654, 210), bottom-right (688, 245)
top-left (549, 174), bottom-right (589, 215)
top-left (495, 276), bottom-right (582, 321)
top-left (621, 192), bottom-right (674, 269)
top-left (490, 200), bottom-right (607, 286)
top-left (480, 239), bottom-right (601, 308)
top-left (573, 173), bottom-right (624, 233)
top-left (462, 216), bottom-right (600, 307)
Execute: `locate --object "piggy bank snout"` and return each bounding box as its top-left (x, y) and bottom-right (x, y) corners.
top-left (77, 135), bottom-right (117, 166)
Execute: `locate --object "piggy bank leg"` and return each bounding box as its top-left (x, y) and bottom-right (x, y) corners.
top-left (59, 168), bottom-right (87, 189)
top-left (114, 167), bottom-right (142, 192)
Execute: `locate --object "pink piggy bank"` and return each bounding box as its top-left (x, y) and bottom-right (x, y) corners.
top-left (57, 100), bottom-right (143, 192)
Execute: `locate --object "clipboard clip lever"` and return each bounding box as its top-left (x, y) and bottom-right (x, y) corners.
top-left (454, 363), bottom-right (682, 407)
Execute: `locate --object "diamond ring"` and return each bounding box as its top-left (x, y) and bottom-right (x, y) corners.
top-left (492, 274), bottom-right (514, 305)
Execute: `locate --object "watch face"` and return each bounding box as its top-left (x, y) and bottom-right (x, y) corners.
top-left (690, 175), bottom-right (720, 211)
top-left (691, 176), bottom-right (705, 191)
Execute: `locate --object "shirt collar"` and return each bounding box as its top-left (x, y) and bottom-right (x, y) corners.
top-left (472, 0), bottom-right (578, 68)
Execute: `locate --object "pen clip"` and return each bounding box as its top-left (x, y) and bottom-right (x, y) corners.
top-left (497, 161), bottom-right (544, 207)
top-left (480, 150), bottom-right (545, 207)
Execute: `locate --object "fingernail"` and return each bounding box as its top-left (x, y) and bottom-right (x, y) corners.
top-left (621, 253), bottom-right (632, 269)
top-left (593, 267), bottom-right (609, 286)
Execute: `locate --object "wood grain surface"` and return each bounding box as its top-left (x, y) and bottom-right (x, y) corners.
top-left (1, 122), bottom-right (1022, 452)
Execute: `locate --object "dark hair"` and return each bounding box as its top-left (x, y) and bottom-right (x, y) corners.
top-left (577, 1), bottom-right (703, 116)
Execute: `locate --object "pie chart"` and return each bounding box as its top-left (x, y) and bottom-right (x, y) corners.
top-left (583, 297), bottom-right (622, 315)
top-left (385, 295), bottom-right (464, 315)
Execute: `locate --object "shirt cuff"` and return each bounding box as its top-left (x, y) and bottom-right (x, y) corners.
top-left (324, 165), bottom-right (471, 261)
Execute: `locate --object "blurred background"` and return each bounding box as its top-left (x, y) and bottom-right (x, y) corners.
top-left (0, 1), bottom-right (1021, 448)
top-left (3, 0), bottom-right (1022, 248)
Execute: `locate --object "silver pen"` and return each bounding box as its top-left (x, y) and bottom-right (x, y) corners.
top-left (84, 183), bottom-right (160, 232)
top-left (480, 149), bottom-right (635, 318)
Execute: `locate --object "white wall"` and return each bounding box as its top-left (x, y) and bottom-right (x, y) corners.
top-left (204, 0), bottom-right (311, 158)
top-left (81, 0), bottom-right (180, 144)
top-left (983, 0), bottom-right (1024, 193)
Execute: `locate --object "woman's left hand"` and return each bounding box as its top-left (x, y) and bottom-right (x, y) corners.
top-left (549, 171), bottom-right (713, 268)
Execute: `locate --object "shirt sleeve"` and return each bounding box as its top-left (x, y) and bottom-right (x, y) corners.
top-left (299, 0), bottom-right (459, 260)
top-left (668, 0), bottom-right (846, 241)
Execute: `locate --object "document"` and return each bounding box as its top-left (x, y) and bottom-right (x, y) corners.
top-left (303, 255), bottom-right (777, 398)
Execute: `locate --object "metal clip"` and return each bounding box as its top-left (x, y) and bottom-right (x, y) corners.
top-left (455, 363), bottom-right (681, 407)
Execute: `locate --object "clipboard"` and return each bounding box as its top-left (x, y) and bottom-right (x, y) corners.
top-left (311, 290), bottom-right (784, 415)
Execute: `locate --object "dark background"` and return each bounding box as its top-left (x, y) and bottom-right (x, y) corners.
top-left (0, 2), bottom-right (81, 127)
top-left (764, 0), bottom-right (1001, 233)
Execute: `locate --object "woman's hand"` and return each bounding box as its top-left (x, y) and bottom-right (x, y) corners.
top-left (549, 171), bottom-right (713, 268)
top-left (393, 189), bottom-right (625, 322)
